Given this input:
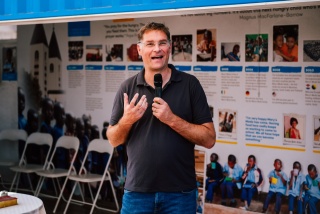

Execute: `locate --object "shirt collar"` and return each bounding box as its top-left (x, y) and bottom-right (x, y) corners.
top-left (136, 64), bottom-right (182, 87)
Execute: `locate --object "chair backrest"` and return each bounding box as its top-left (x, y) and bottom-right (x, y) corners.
top-left (48, 136), bottom-right (80, 169)
top-left (0, 129), bottom-right (28, 165)
top-left (19, 132), bottom-right (53, 166)
top-left (26, 132), bottom-right (53, 146)
top-left (56, 136), bottom-right (80, 151)
top-left (80, 139), bottom-right (113, 173)
top-left (0, 129), bottom-right (28, 141)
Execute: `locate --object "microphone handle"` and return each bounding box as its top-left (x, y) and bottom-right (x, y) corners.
top-left (155, 87), bottom-right (162, 98)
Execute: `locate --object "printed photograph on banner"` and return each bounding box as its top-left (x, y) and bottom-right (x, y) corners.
top-left (273, 25), bottom-right (299, 62)
top-left (86, 44), bottom-right (103, 61)
top-left (171, 34), bottom-right (192, 62)
top-left (283, 113), bottom-right (305, 147)
top-left (194, 148), bottom-right (205, 212)
top-left (218, 109), bottom-right (237, 140)
top-left (203, 151), bottom-right (222, 206)
top-left (196, 29), bottom-right (217, 62)
top-left (105, 44), bottom-right (123, 62)
top-left (303, 40), bottom-right (320, 62)
top-left (127, 43), bottom-right (142, 62)
top-left (245, 34), bottom-right (268, 62)
top-left (221, 42), bottom-right (240, 62)
top-left (68, 41), bottom-right (83, 61)
top-left (314, 115), bottom-right (320, 148)
top-left (2, 47), bottom-right (17, 81)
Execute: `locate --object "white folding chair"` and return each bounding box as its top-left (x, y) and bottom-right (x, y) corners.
top-left (0, 129), bottom-right (28, 167)
top-left (0, 129), bottom-right (28, 188)
top-left (63, 139), bottom-right (119, 214)
top-left (10, 132), bottom-right (53, 194)
top-left (33, 136), bottom-right (80, 211)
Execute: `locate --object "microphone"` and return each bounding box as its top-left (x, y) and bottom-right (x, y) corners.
top-left (154, 73), bottom-right (162, 98)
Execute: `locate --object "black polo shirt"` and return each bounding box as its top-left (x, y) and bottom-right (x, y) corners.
top-left (109, 64), bottom-right (212, 192)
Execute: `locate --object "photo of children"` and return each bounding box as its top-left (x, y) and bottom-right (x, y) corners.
top-left (303, 40), bottom-right (320, 62)
top-left (283, 114), bottom-right (305, 147)
top-left (219, 110), bottom-right (237, 134)
top-left (245, 34), bottom-right (268, 62)
top-left (221, 43), bottom-right (240, 62)
top-left (106, 44), bottom-right (123, 62)
top-left (314, 116), bottom-right (320, 148)
top-left (273, 25), bottom-right (299, 62)
top-left (86, 44), bottom-right (102, 61)
top-left (196, 29), bottom-right (217, 62)
top-left (172, 34), bottom-right (192, 62)
top-left (68, 41), bottom-right (83, 61)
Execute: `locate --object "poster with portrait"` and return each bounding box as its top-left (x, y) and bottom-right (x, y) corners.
top-left (314, 115), bottom-right (320, 148)
top-left (171, 34), bottom-right (192, 62)
top-left (196, 29), bottom-right (217, 62)
top-left (2, 47), bottom-right (17, 81)
top-left (273, 25), bottom-right (299, 62)
top-left (245, 34), bottom-right (268, 62)
top-left (218, 109), bottom-right (237, 140)
top-left (68, 41), bottom-right (83, 61)
top-left (221, 42), bottom-right (240, 62)
top-left (283, 113), bottom-right (305, 147)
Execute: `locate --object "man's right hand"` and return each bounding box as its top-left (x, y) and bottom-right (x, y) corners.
top-left (122, 93), bottom-right (148, 125)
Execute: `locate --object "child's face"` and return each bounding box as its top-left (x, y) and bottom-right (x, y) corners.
top-left (228, 161), bottom-right (235, 169)
top-left (308, 169), bottom-right (317, 179)
top-left (293, 163), bottom-right (301, 171)
top-left (210, 154), bottom-right (217, 162)
top-left (286, 37), bottom-right (296, 49)
top-left (274, 160), bottom-right (282, 170)
top-left (275, 35), bottom-right (283, 48)
top-left (248, 157), bottom-right (255, 167)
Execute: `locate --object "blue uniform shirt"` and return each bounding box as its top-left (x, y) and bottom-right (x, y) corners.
top-left (305, 174), bottom-right (320, 199)
top-left (268, 170), bottom-right (288, 195)
top-left (288, 172), bottom-right (305, 197)
top-left (223, 163), bottom-right (243, 189)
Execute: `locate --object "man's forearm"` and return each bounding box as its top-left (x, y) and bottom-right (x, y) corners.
top-left (167, 114), bottom-right (216, 149)
top-left (107, 118), bottom-right (132, 147)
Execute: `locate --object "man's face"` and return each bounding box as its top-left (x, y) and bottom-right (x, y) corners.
top-left (137, 30), bottom-right (171, 72)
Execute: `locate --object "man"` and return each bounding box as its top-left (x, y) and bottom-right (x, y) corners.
top-left (107, 22), bottom-right (216, 214)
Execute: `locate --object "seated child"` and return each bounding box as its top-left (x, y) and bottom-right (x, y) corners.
top-left (262, 159), bottom-right (288, 214)
top-left (220, 154), bottom-right (243, 207)
top-left (240, 155), bottom-right (263, 211)
top-left (205, 153), bottom-right (223, 203)
top-left (288, 161), bottom-right (304, 214)
top-left (303, 164), bottom-right (320, 214)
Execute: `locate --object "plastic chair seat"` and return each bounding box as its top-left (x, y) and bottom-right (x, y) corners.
top-left (36, 168), bottom-right (71, 178)
top-left (68, 173), bottom-right (112, 183)
top-left (10, 164), bottom-right (45, 173)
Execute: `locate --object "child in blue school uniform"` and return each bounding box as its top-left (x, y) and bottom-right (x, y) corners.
top-left (205, 153), bottom-right (223, 203)
top-left (288, 161), bottom-right (305, 214)
top-left (262, 159), bottom-right (288, 214)
top-left (220, 154), bottom-right (243, 207)
top-left (303, 164), bottom-right (320, 214)
top-left (240, 155), bottom-right (263, 211)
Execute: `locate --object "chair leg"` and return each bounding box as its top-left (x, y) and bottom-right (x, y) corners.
top-left (109, 180), bottom-right (120, 212)
top-left (63, 181), bottom-right (78, 214)
top-left (35, 177), bottom-right (45, 196)
top-left (10, 172), bottom-right (18, 192)
top-left (53, 177), bottom-right (70, 213)
top-left (27, 173), bottom-right (35, 194)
